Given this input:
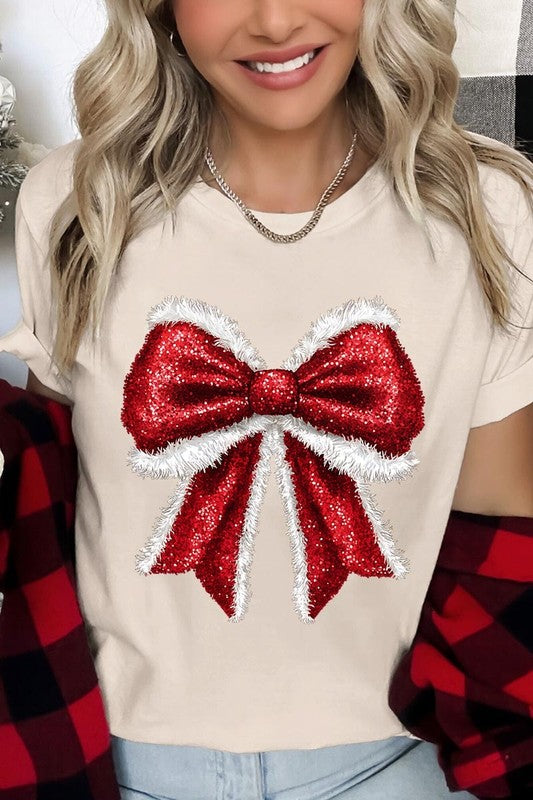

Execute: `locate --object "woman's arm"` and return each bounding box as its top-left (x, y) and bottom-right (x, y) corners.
top-left (452, 402), bottom-right (533, 516)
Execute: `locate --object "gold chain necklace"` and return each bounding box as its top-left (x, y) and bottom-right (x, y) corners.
top-left (203, 127), bottom-right (358, 244)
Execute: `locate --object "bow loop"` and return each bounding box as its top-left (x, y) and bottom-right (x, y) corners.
top-left (294, 323), bottom-right (424, 457)
top-left (122, 320), bottom-right (254, 453)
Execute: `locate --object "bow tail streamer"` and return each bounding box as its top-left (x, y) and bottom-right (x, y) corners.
top-left (135, 432), bottom-right (271, 621)
top-left (273, 431), bottom-right (407, 622)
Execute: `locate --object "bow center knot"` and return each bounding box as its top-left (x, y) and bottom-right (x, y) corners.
top-left (249, 369), bottom-right (298, 416)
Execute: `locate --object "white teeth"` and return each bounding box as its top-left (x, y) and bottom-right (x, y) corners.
top-left (246, 49), bottom-right (318, 74)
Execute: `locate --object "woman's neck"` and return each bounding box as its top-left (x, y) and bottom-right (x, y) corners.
top-left (200, 99), bottom-right (375, 214)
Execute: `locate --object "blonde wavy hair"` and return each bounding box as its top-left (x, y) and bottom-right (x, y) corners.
top-left (47, 0), bottom-right (533, 374)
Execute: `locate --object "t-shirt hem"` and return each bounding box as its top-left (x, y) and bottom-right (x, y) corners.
top-left (106, 720), bottom-right (421, 752)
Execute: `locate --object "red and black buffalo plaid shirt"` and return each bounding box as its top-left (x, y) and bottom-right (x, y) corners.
top-left (389, 511), bottom-right (533, 799)
top-left (0, 377), bottom-right (531, 798)
top-left (0, 378), bottom-right (120, 799)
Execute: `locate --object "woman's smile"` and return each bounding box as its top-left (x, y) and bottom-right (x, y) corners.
top-left (233, 44), bottom-right (330, 91)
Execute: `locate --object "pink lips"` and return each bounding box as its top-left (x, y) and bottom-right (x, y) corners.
top-left (234, 44), bottom-right (329, 91)
top-left (238, 43), bottom-right (327, 63)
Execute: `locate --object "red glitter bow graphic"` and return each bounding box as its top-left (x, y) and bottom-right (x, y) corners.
top-left (121, 296), bottom-right (425, 622)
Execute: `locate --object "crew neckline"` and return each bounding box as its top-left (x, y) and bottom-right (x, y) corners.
top-left (186, 157), bottom-right (389, 234)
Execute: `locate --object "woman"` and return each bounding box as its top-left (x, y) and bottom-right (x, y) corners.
top-left (1, 0), bottom-right (532, 798)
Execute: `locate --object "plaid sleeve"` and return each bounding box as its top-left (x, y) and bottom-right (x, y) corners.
top-left (0, 183), bottom-right (72, 400)
top-left (470, 173), bottom-right (533, 427)
top-left (0, 381), bottom-right (120, 799)
top-left (388, 510), bottom-right (533, 799)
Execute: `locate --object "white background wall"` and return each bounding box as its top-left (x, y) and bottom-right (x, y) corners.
top-left (0, 0), bottom-right (106, 386)
top-left (0, 0), bottom-right (526, 386)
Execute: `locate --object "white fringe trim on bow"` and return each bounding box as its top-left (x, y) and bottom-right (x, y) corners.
top-left (147, 295), bottom-right (266, 370)
top-left (282, 295), bottom-right (400, 371)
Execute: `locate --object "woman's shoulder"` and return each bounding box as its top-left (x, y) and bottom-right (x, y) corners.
top-left (470, 133), bottom-right (531, 222)
top-left (17, 138), bottom-right (80, 239)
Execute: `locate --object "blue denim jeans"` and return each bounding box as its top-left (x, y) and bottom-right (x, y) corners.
top-left (110, 734), bottom-right (476, 799)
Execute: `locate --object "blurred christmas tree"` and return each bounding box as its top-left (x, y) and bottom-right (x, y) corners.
top-left (0, 74), bottom-right (28, 226)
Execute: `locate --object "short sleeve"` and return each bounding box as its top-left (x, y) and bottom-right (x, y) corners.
top-left (470, 175), bottom-right (533, 427)
top-left (0, 186), bottom-right (73, 399)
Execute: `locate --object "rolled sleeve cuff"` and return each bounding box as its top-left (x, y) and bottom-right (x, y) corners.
top-left (0, 318), bottom-right (72, 399)
top-left (470, 356), bottom-right (533, 427)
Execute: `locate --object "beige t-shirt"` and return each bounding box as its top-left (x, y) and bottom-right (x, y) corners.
top-left (1, 137), bottom-right (532, 751)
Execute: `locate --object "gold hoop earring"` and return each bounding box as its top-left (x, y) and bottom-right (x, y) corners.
top-left (169, 30), bottom-right (187, 58)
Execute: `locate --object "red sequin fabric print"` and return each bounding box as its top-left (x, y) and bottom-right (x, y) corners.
top-left (121, 296), bottom-right (425, 622)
